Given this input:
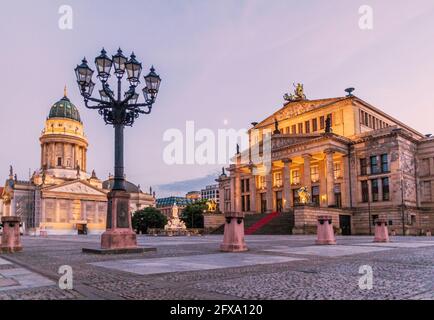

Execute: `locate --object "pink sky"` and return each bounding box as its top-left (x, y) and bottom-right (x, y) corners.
top-left (1, 0), bottom-right (434, 196)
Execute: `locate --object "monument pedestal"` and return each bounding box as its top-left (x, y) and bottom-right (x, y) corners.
top-left (316, 215), bottom-right (336, 245)
top-left (220, 212), bottom-right (248, 252)
top-left (83, 190), bottom-right (155, 254)
top-left (374, 219), bottom-right (389, 242)
top-left (1, 216), bottom-right (22, 253)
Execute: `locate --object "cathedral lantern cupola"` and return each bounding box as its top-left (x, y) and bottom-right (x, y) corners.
top-left (39, 87), bottom-right (89, 179)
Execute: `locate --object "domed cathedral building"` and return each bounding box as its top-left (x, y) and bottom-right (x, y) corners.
top-left (1, 88), bottom-right (155, 235)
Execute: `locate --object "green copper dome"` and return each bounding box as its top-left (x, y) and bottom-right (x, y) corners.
top-left (48, 91), bottom-right (81, 123)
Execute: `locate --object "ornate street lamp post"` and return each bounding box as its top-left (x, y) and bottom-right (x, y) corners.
top-left (75, 48), bottom-right (161, 252)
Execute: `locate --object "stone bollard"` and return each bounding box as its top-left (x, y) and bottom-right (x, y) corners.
top-left (316, 215), bottom-right (336, 245)
top-left (220, 212), bottom-right (248, 252)
top-left (374, 219), bottom-right (389, 242)
top-left (1, 216), bottom-right (23, 253)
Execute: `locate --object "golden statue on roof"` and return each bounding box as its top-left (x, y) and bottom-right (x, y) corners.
top-left (284, 83), bottom-right (307, 102)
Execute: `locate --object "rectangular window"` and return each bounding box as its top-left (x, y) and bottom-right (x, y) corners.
top-left (320, 116), bottom-right (325, 130)
top-left (57, 157), bottom-right (62, 167)
top-left (334, 162), bottom-right (342, 179)
top-left (274, 172), bottom-right (282, 187)
top-left (365, 113), bottom-right (369, 126)
top-left (305, 121), bottom-right (310, 133)
top-left (381, 154), bottom-right (389, 172)
top-left (285, 127), bottom-right (289, 134)
top-left (360, 158), bottom-right (367, 175)
top-left (291, 170), bottom-right (300, 185)
top-left (360, 110), bottom-right (364, 125)
top-left (371, 179), bottom-right (379, 202)
top-left (423, 181), bottom-right (432, 201)
top-left (327, 113), bottom-right (333, 126)
top-left (291, 124), bottom-right (296, 134)
top-left (259, 176), bottom-right (266, 189)
top-left (311, 186), bottom-right (320, 206)
top-left (241, 179), bottom-right (245, 193)
top-left (361, 181), bottom-right (369, 202)
top-left (298, 123), bottom-right (303, 134)
top-left (310, 166), bottom-right (319, 183)
top-left (370, 156), bottom-right (379, 174)
top-left (246, 179), bottom-right (250, 192)
top-left (382, 178), bottom-right (390, 201)
top-left (312, 118), bottom-right (318, 132)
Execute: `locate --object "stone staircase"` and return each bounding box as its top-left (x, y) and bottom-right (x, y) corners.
top-left (209, 211), bottom-right (294, 235)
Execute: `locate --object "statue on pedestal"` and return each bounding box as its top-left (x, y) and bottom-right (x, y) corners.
top-left (164, 202), bottom-right (187, 232)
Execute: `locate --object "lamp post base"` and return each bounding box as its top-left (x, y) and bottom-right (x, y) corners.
top-left (82, 189), bottom-right (156, 254)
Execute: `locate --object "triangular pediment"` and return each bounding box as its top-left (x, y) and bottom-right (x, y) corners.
top-left (254, 97), bottom-right (348, 129)
top-left (42, 180), bottom-right (106, 196)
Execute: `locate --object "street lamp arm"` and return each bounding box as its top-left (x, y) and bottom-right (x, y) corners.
top-left (84, 96), bottom-right (111, 106)
top-left (122, 90), bottom-right (136, 105)
top-left (136, 106), bottom-right (152, 114)
top-left (128, 100), bottom-right (155, 108)
top-left (102, 83), bottom-right (117, 104)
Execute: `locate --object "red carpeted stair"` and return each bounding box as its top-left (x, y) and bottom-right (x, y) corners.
top-left (245, 211), bottom-right (279, 235)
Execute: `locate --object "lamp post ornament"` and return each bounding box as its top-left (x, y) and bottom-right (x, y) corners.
top-left (75, 48), bottom-right (161, 251)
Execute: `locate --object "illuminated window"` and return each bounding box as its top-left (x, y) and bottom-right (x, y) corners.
top-left (312, 118), bottom-right (318, 132)
top-left (310, 166), bottom-right (319, 183)
top-left (298, 123), bottom-right (303, 134)
top-left (274, 172), bottom-right (282, 187)
top-left (291, 170), bottom-right (300, 185)
top-left (333, 162), bottom-right (342, 179)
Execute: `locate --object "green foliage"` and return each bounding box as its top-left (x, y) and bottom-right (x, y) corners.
top-left (132, 207), bottom-right (167, 234)
top-left (181, 200), bottom-right (207, 228)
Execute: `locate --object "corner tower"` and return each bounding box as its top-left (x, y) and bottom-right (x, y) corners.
top-left (39, 87), bottom-right (89, 179)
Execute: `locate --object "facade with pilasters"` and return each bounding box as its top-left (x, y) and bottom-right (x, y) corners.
top-left (217, 92), bottom-right (434, 235)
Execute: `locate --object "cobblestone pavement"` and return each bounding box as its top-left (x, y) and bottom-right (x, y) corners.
top-left (0, 235), bottom-right (432, 300)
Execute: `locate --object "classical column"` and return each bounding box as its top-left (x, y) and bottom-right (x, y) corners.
top-left (234, 169), bottom-right (241, 213)
top-left (230, 175), bottom-right (235, 212)
top-left (325, 149), bottom-right (335, 207)
top-left (282, 158), bottom-right (292, 211)
top-left (63, 143), bottom-right (67, 168)
top-left (341, 154), bottom-right (351, 207)
top-left (249, 174), bottom-right (257, 213)
top-left (83, 148), bottom-right (87, 172)
top-left (50, 143), bottom-right (56, 168)
top-left (218, 185), bottom-right (225, 213)
top-left (265, 171), bottom-right (273, 213)
top-left (302, 154), bottom-right (312, 190)
top-left (40, 144), bottom-right (44, 168)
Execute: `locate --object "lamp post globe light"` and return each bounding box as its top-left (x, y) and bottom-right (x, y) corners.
top-left (75, 48), bottom-right (161, 252)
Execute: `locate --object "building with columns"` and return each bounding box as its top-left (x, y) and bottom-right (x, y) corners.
top-left (1, 89), bottom-right (155, 235)
top-left (217, 88), bottom-right (434, 235)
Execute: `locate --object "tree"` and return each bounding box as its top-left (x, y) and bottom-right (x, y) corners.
top-left (132, 207), bottom-right (167, 234)
top-left (181, 200), bottom-right (207, 228)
